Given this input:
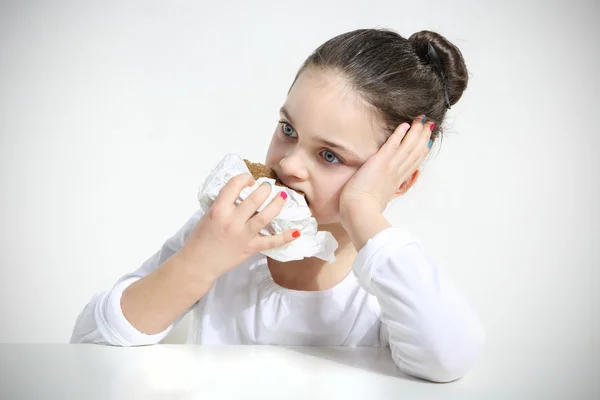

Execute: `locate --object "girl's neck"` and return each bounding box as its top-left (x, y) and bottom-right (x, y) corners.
top-left (266, 223), bottom-right (356, 292)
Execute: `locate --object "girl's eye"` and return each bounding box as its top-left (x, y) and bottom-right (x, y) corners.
top-left (281, 122), bottom-right (297, 138)
top-left (320, 150), bottom-right (341, 164)
top-left (279, 120), bottom-right (342, 165)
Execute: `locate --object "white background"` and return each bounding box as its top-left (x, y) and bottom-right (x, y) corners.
top-left (0, 0), bottom-right (598, 357)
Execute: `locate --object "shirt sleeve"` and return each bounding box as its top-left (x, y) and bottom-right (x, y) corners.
top-left (352, 227), bottom-right (485, 383)
top-left (70, 209), bottom-right (205, 346)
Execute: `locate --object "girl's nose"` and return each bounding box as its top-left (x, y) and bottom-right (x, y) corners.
top-left (279, 154), bottom-right (309, 181)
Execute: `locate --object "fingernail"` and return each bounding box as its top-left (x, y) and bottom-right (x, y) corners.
top-left (404, 122), bottom-right (411, 131)
top-left (280, 192), bottom-right (288, 200)
top-left (265, 181), bottom-right (272, 186)
top-left (421, 116), bottom-right (427, 124)
top-left (429, 123), bottom-right (435, 132)
top-left (292, 230), bottom-right (301, 238)
top-left (428, 139), bottom-right (433, 148)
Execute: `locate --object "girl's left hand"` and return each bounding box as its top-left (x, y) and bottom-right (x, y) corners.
top-left (339, 116), bottom-right (434, 217)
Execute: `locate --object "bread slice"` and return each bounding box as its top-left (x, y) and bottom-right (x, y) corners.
top-left (243, 159), bottom-right (305, 197)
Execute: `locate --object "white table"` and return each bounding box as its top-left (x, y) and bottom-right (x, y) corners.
top-left (0, 344), bottom-right (597, 399)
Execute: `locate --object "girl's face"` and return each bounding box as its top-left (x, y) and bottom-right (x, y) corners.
top-left (265, 69), bottom-right (386, 225)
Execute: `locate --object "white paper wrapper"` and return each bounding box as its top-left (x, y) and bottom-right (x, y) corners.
top-left (197, 154), bottom-right (338, 263)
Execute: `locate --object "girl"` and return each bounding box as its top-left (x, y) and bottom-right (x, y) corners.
top-left (71, 29), bottom-right (485, 383)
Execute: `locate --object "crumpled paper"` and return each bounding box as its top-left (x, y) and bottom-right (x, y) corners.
top-left (197, 154), bottom-right (338, 263)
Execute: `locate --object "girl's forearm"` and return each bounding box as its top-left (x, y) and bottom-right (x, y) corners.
top-left (341, 205), bottom-right (391, 250)
top-left (120, 251), bottom-right (215, 335)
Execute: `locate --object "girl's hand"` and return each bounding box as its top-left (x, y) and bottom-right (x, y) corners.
top-left (340, 117), bottom-right (434, 218)
top-left (178, 173), bottom-right (300, 281)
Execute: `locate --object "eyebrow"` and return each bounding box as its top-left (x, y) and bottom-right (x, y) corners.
top-left (279, 106), bottom-right (365, 162)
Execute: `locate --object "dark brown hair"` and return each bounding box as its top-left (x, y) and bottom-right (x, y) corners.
top-left (292, 29), bottom-right (468, 145)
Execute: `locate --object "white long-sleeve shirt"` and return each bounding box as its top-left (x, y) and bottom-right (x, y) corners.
top-left (71, 209), bottom-right (485, 382)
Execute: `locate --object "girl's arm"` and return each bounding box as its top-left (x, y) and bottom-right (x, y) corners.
top-left (345, 209), bottom-right (485, 383)
top-left (338, 118), bottom-right (484, 382)
top-left (70, 209), bottom-right (206, 346)
top-left (70, 174), bottom-right (297, 346)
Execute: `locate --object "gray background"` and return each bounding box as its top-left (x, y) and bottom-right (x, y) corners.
top-left (0, 0), bottom-right (597, 375)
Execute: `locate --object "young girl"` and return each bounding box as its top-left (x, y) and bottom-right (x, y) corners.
top-left (71, 29), bottom-right (485, 383)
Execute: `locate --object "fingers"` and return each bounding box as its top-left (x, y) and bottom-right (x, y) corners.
top-left (236, 181), bottom-right (274, 221)
top-left (383, 122), bottom-right (411, 153)
top-left (246, 190), bottom-right (288, 234)
top-left (420, 117), bottom-right (435, 150)
top-left (250, 228), bottom-right (301, 253)
top-left (214, 173), bottom-right (256, 209)
top-left (403, 116), bottom-right (434, 148)
top-left (387, 116), bottom-right (434, 168)
top-left (245, 189), bottom-right (300, 251)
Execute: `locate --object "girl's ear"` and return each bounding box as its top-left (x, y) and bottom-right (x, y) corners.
top-left (392, 169), bottom-right (420, 200)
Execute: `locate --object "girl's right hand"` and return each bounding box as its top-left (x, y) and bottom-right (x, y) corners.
top-left (177, 173), bottom-right (299, 281)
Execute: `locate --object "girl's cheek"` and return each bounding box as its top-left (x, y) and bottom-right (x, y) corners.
top-left (265, 144), bottom-right (285, 164)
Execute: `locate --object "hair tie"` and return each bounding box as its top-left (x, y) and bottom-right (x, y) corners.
top-left (426, 43), bottom-right (452, 110)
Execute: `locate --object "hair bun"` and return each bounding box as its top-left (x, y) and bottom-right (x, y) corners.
top-left (409, 30), bottom-right (468, 107)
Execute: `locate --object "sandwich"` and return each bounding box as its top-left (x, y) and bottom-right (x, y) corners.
top-left (243, 159), bottom-right (306, 198)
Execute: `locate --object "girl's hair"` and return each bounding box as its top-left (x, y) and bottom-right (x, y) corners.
top-left (292, 29), bottom-right (468, 145)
